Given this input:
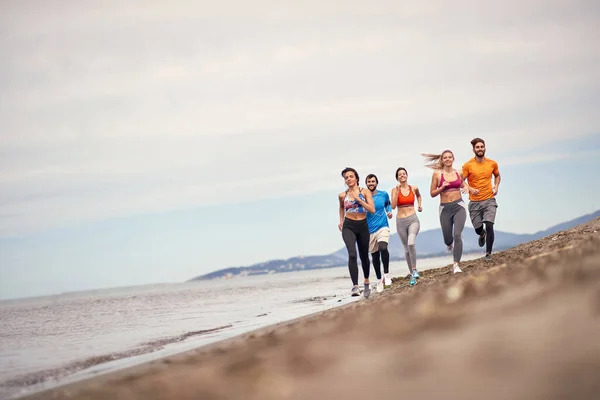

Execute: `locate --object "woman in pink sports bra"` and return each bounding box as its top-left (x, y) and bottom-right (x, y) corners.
top-left (423, 150), bottom-right (470, 275)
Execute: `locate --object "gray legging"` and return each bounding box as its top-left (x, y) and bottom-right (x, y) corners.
top-left (439, 199), bottom-right (467, 263)
top-left (396, 213), bottom-right (420, 272)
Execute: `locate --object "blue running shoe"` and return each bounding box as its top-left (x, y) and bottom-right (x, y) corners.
top-left (413, 269), bottom-right (421, 279)
top-left (409, 274), bottom-right (417, 286)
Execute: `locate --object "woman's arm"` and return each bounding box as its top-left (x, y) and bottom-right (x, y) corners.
top-left (390, 187), bottom-right (398, 209)
top-left (460, 178), bottom-right (470, 195)
top-left (430, 172), bottom-right (446, 197)
top-left (413, 185), bottom-right (423, 212)
top-left (360, 189), bottom-right (376, 214)
top-left (338, 193), bottom-right (345, 231)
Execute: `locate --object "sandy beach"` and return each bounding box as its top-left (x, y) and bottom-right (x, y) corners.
top-left (22, 218), bottom-right (600, 400)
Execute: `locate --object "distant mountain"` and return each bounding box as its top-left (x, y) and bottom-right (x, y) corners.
top-left (188, 210), bottom-right (600, 281)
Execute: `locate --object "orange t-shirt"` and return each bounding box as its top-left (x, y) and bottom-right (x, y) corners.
top-left (462, 158), bottom-right (499, 202)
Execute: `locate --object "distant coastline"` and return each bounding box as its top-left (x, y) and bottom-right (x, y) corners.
top-left (189, 251), bottom-right (487, 281)
top-left (188, 210), bottom-right (600, 281)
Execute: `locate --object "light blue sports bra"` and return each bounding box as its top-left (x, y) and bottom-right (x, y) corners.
top-left (344, 189), bottom-right (366, 213)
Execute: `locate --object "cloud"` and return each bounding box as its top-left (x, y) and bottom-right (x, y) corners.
top-left (1, 0), bottom-right (599, 236)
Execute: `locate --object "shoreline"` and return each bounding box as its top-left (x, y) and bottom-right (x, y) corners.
top-left (4, 254), bottom-right (485, 398)
top-left (18, 218), bottom-right (600, 399)
top-left (2, 279), bottom-right (360, 400)
top-left (8, 299), bottom-right (362, 400)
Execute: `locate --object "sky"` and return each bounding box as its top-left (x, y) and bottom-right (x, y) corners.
top-left (1, 0), bottom-right (599, 300)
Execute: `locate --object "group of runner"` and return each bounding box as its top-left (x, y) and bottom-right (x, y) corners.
top-left (338, 138), bottom-right (501, 298)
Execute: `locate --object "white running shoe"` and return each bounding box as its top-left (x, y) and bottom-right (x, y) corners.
top-left (452, 262), bottom-right (463, 274)
top-left (384, 273), bottom-right (392, 286)
top-left (447, 244), bottom-right (454, 253)
top-left (376, 279), bottom-right (384, 293)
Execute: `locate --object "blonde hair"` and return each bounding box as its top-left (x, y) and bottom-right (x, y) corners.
top-left (421, 150), bottom-right (454, 170)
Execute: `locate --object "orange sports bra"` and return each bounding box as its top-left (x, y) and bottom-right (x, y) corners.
top-left (397, 186), bottom-right (415, 207)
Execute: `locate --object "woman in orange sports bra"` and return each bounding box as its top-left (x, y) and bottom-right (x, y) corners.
top-left (423, 150), bottom-right (470, 274)
top-left (338, 167), bottom-right (375, 298)
top-left (390, 167), bottom-right (422, 286)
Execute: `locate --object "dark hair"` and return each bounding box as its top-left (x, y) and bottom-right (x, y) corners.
top-left (365, 174), bottom-right (378, 184)
top-left (395, 167), bottom-right (407, 180)
top-left (341, 167), bottom-right (359, 182)
top-left (471, 137), bottom-right (485, 147)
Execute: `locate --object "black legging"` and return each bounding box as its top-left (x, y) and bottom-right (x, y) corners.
top-left (372, 242), bottom-right (389, 280)
top-left (476, 221), bottom-right (495, 255)
top-left (342, 218), bottom-right (371, 286)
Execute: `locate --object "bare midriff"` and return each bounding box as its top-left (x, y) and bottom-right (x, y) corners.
top-left (396, 186), bottom-right (416, 218)
top-left (440, 190), bottom-right (462, 203)
top-left (345, 212), bottom-right (367, 221)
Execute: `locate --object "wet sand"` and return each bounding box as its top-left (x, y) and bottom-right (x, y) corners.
top-left (3, 325), bottom-right (233, 390)
top-left (22, 218), bottom-right (600, 400)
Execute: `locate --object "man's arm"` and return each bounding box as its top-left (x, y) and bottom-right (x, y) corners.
top-left (460, 177), bottom-right (471, 195)
top-left (460, 163), bottom-right (469, 181)
top-left (462, 163), bottom-right (479, 195)
top-left (385, 193), bottom-right (392, 213)
top-left (361, 189), bottom-right (376, 214)
top-left (384, 192), bottom-right (393, 218)
top-left (493, 162), bottom-right (501, 195)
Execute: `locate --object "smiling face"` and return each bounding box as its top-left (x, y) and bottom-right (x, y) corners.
top-left (366, 177), bottom-right (378, 191)
top-left (473, 141), bottom-right (486, 158)
top-left (396, 169), bottom-right (408, 183)
top-left (441, 151), bottom-right (454, 168)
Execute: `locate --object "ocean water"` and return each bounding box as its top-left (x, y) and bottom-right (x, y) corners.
top-left (0, 255), bottom-right (479, 399)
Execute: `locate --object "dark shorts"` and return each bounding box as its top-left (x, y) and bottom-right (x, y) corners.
top-left (468, 198), bottom-right (498, 228)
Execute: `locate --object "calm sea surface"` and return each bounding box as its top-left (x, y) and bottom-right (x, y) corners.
top-left (0, 255), bottom-right (479, 399)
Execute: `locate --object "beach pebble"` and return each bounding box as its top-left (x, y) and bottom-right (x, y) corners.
top-left (446, 286), bottom-right (463, 303)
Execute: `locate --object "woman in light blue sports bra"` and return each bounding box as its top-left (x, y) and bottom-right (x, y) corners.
top-left (338, 167), bottom-right (375, 298)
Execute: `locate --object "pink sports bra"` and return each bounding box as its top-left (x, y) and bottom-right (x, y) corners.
top-left (439, 170), bottom-right (462, 191)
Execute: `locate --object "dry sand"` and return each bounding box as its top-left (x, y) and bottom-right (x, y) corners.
top-left (23, 218), bottom-right (600, 400)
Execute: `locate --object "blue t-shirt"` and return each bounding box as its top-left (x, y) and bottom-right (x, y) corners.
top-left (366, 190), bottom-right (392, 234)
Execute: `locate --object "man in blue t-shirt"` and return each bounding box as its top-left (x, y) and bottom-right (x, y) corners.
top-left (365, 174), bottom-right (393, 293)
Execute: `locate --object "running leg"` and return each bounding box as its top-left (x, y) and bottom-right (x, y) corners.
top-left (356, 224), bottom-right (371, 280)
top-left (452, 205), bottom-right (467, 263)
top-left (372, 251), bottom-right (382, 280)
top-left (439, 206), bottom-right (454, 248)
top-left (342, 226), bottom-right (359, 286)
top-left (406, 217), bottom-right (420, 270)
top-left (396, 218), bottom-right (413, 273)
top-left (485, 221), bottom-right (495, 255)
top-left (379, 241), bottom-right (390, 274)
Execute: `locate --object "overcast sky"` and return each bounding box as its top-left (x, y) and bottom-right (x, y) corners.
top-left (1, 0), bottom-right (599, 300)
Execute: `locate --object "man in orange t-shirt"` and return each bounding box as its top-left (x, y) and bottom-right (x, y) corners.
top-left (461, 138), bottom-right (501, 261)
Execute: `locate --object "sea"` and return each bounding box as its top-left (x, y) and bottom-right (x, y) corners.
top-left (0, 254), bottom-right (480, 399)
